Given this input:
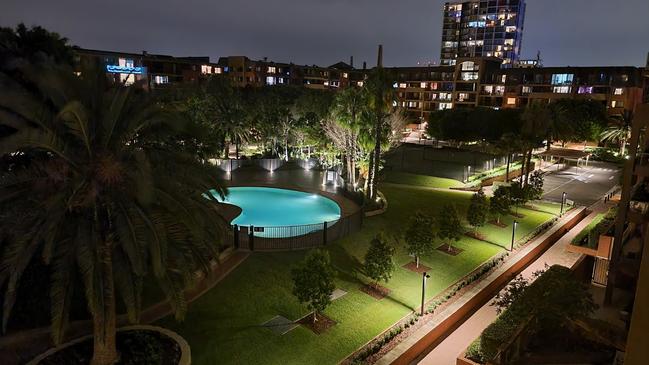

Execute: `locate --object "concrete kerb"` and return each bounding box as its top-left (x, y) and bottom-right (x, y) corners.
top-left (26, 325), bottom-right (191, 365)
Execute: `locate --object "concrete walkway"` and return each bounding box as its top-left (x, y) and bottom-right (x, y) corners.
top-left (416, 200), bottom-right (614, 365)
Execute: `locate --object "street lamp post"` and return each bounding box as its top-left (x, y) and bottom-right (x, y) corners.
top-left (421, 272), bottom-right (430, 316)
top-left (560, 192), bottom-right (567, 216)
top-left (510, 220), bottom-right (518, 251)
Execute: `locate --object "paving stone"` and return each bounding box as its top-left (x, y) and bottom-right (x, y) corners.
top-left (262, 315), bottom-right (297, 335)
top-left (330, 288), bottom-right (347, 301)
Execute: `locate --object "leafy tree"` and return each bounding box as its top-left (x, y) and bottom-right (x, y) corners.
top-left (509, 182), bottom-right (529, 210)
top-left (364, 233), bottom-right (396, 287)
top-left (291, 250), bottom-right (336, 323)
top-left (490, 186), bottom-right (511, 224)
top-left (330, 87), bottom-right (364, 188)
top-left (405, 211), bottom-right (435, 268)
top-left (527, 170), bottom-right (544, 201)
top-left (437, 204), bottom-right (464, 252)
top-left (467, 189), bottom-right (489, 234)
top-left (0, 64), bottom-right (226, 365)
top-left (0, 23), bottom-right (74, 68)
top-left (491, 275), bottom-right (530, 314)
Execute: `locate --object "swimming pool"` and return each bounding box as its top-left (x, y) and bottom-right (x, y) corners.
top-left (211, 187), bottom-right (341, 237)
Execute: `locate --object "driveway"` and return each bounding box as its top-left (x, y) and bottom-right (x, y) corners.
top-left (542, 161), bottom-right (620, 206)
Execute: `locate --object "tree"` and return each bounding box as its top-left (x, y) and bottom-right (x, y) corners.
top-left (0, 64), bottom-right (227, 365)
top-left (291, 250), bottom-right (336, 323)
top-left (490, 186), bottom-right (511, 224)
top-left (467, 189), bottom-right (488, 234)
top-left (509, 182), bottom-right (529, 211)
top-left (363, 68), bottom-right (397, 200)
top-left (527, 170), bottom-right (544, 201)
top-left (364, 233), bottom-right (396, 288)
top-left (405, 212), bottom-right (435, 268)
top-left (437, 204), bottom-right (464, 252)
top-left (600, 111), bottom-right (633, 156)
top-left (330, 87), bottom-right (364, 188)
top-left (0, 23), bottom-right (74, 68)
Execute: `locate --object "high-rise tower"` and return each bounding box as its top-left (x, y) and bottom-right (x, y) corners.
top-left (440, 0), bottom-right (526, 67)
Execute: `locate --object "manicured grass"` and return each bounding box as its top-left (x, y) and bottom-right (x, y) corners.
top-left (383, 171), bottom-right (465, 189)
top-left (157, 184), bottom-right (558, 365)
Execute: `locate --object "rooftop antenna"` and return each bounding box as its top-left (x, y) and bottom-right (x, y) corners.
top-left (350, 55), bottom-right (354, 68)
top-left (536, 50), bottom-right (543, 67)
top-left (377, 44), bottom-right (383, 68)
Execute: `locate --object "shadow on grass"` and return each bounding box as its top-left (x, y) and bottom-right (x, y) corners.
top-left (327, 244), bottom-right (365, 286)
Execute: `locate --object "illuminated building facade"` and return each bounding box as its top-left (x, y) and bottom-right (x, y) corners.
top-left (440, 0), bottom-right (526, 67)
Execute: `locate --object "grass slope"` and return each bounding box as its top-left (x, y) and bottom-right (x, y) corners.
top-left (382, 171), bottom-right (465, 189)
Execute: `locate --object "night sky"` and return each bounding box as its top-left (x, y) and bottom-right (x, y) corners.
top-left (2, 0), bottom-right (648, 67)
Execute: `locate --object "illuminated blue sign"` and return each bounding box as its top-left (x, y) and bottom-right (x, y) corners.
top-left (106, 65), bottom-right (146, 74)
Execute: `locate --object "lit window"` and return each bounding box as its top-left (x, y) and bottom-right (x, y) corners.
top-left (357, 81), bottom-right (364, 87)
top-left (420, 82), bottom-right (427, 88)
top-left (612, 101), bottom-right (624, 108)
top-left (408, 101), bottom-right (419, 108)
top-left (267, 66), bottom-right (276, 74)
top-left (483, 85), bottom-right (494, 94)
top-left (153, 75), bottom-right (169, 84)
top-left (399, 83), bottom-right (407, 88)
top-left (500, 75), bottom-right (507, 83)
top-left (504, 39), bottom-right (514, 46)
top-left (614, 88), bottom-right (623, 95)
top-left (505, 26), bottom-right (517, 33)
top-left (495, 86), bottom-right (505, 95)
top-left (430, 82), bottom-right (438, 90)
top-left (578, 86), bottom-right (593, 94)
top-left (461, 61), bottom-right (476, 71)
top-left (342, 73), bottom-right (348, 78)
top-left (120, 73), bottom-right (134, 85)
top-left (553, 86), bottom-right (571, 94)
top-left (551, 74), bottom-right (574, 85)
top-left (324, 81), bottom-right (330, 86)
top-left (393, 82), bottom-right (399, 88)
top-left (266, 76), bottom-right (276, 85)
top-left (458, 93), bottom-right (470, 102)
top-left (507, 97), bottom-right (517, 105)
top-left (468, 21), bottom-right (486, 28)
top-left (461, 72), bottom-right (479, 81)
top-left (522, 86), bottom-right (532, 94)
top-left (278, 78), bottom-right (284, 84)
top-left (201, 65), bottom-right (212, 74)
top-left (439, 103), bottom-right (453, 110)
top-left (214, 67), bottom-right (222, 74)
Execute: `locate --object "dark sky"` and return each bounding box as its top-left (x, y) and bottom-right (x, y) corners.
top-left (2, 0), bottom-right (648, 67)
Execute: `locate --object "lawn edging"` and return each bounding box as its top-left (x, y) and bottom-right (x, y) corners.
top-left (26, 325), bottom-right (191, 365)
top-left (376, 206), bottom-right (588, 365)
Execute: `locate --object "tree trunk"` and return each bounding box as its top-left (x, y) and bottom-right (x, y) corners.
top-left (505, 153), bottom-right (511, 182)
top-left (416, 255), bottom-right (419, 268)
top-left (312, 311), bottom-right (317, 324)
top-left (620, 139), bottom-right (626, 156)
top-left (370, 115), bottom-right (382, 200)
top-left (91, 243), bottom-right (118, 365)
top-left (525, 148), bottom-right (533, 186)
top-left (224, 141), bottom-right (230, 159)
top-left (366, 153), bottom-right (374, 199)
top-left (235, 140), bottom-right (240, 159)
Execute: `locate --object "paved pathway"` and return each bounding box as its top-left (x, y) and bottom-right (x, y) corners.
top-left (416, 200), bottom-right (613, 365)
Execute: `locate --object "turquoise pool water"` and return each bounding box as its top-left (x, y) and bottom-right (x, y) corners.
top-left (211, 187), bottom-right (341, 236)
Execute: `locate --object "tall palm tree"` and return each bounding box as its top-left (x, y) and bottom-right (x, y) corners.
top-left (363, 68), bottom-right (396, 200)
top-left (600, 111), bottom-right (633, 156)
top-left (0, 64), bottom-right (226, 365)
top-left (331, 87), bottom-right (364, 189)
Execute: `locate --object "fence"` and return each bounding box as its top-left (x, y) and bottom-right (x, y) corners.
top-left (209, 158), bottom-right (322, 173)
top-left (230, 209), bottom-right (363, 251)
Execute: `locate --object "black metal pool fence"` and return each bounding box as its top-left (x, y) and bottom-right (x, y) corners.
top-left (209, 158), bottom-right (321, 173)
top-left (228, 209), bottom-right (363, 251)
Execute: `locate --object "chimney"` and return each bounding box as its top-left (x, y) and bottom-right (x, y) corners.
top-left (363, 61), bottom-right (367, 70)
top-left (377, 44), bottom-right (383, 68)
top-left (350, 56), bottom-right (354, 68)
top-left (142, 50), bottom-right (148, 56)
top-left (263, 57), bottom-right (268, 62)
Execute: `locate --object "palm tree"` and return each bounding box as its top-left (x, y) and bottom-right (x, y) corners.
top-left (0, 64), bottom-right (226, 365)
top-left (331, 87), bottom-right (364, 189)
top-left (363, 68), bottom-right (396, 200)
top-left (600, 111), bottom-right (633, 156)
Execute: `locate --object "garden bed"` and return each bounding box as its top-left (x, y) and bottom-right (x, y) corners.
top-left (35, 328), bottom-right (182, 365)
top-left (360, 284), bottom-right (391, 300)
top-left (488, 220), bottom-right (507, 228)
top-left (437, 244), bottom-right (464, 256)
top-left (298, 313), bottom-right (336, 335)
top-left (402, 262), bottom-right (431, 273)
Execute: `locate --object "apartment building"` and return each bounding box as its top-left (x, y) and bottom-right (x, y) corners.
top-left (440, 0), bottom-right (526, 67)
top-left (74, 47), bottom-right (219, 89)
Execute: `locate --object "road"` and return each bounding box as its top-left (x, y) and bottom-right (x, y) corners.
top-left (542, 161), bottom-right (620, 206)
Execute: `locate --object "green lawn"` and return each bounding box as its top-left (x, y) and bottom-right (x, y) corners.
top-left (382, 171), bottom-right (465, 189)
top-left (157, 184), bottom-right (558, 365)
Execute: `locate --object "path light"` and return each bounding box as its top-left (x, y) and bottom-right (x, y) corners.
top-left (421, 272), bottom-right (430, 316)
top-left (510, 220), bottom-right (518, 251)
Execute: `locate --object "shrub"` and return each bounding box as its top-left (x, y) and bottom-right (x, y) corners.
top-left (465, 338), bottom-right (485, 364)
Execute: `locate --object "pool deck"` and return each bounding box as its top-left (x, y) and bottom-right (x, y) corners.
top-left (220, 167), bottom-right (361, 218)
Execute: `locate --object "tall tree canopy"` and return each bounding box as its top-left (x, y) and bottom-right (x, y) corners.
top-left (0, 64), bottom-right (227, 365)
